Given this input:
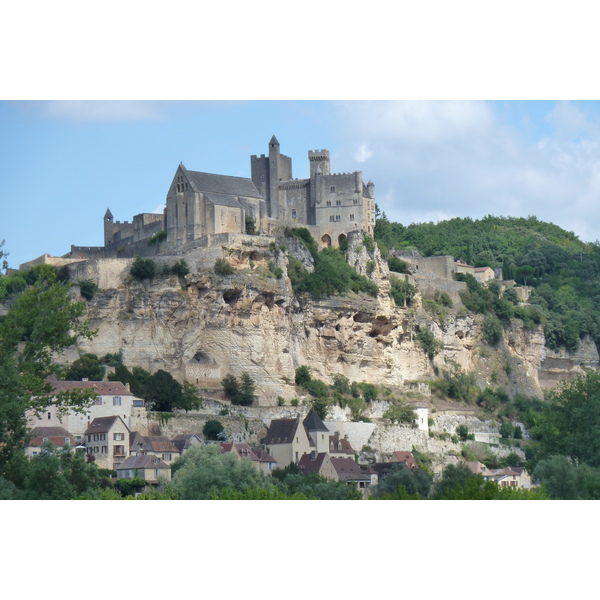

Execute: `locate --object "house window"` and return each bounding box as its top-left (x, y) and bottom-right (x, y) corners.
top-left (100, 434), bottom-right (106, 441)
top-left (162, 453), bottom-right (172, 461)
top-left (101, 446), bottom-right (108, 454)
top-left (65, 438), bottom-right (70, 445)
top-left (94, 447), bottom-right (99, 453)
top-left (95, 397), bottom-right (102, 405)
top-left (133, 400), bottom-right (144, 407)
top-left (113, 396), bottom-right (122, 406)
top-left (114, 433), bottom-right (124, 441)
top-left (114, 445), bottom-right (125, 456)
top-left (291, 209), bottom-right (297, 219)
top-left (47, 412), bottom-right (52, 420)
top-left (93, 434), bottom-right (99, 442)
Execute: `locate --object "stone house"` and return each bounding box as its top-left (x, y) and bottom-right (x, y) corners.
top-left (328, 432), bottom-right (355, 459)
top-left (129, 432), bottom-right (180, 465)
top-left (390, 451), bottom-right (418, 469)
top-left (465, 461), bottom-right (533, 489)
top-left (262, 408), bottom-right (330, 467)
top-left (330, 457), bottom-right (373, 492)
top-left (116, 454), bottom-right (172, 484)
top-left (474, 266), bottom-right (496, 283)
top-left (84, 416), bottom-right (130, 470)
top-left (298, 452), bottom-right (338, 480)
top-left (25, 426), bottom-right (77, 458)
top-left (252, 447), bottom-right (277, 476)
top-left (171, 433), bottom-right (204, 455)
top-left (218, 442), bottom-right (276, 474)
top-left (27, 375), bottom-right (146, 442)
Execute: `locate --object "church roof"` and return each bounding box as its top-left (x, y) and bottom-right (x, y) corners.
top-left (204, 192), bottom-right (243, 208)
top-left (303, 408), bottom-right (329, 433)
top-left (263, 418), bottom-right (300, 445)
top-left (184, 170), bottom-right (262, 200)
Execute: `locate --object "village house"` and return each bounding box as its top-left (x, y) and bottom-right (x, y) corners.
top-left (84, 416), bottom-right (130, 470)
top-left (27, 375), bottom-right (146, 441)
top-left (465, 461), bottom-right (533, 489)
top-left (171, 433), bottom-right (204, 455)
top-left (330, 457), bottom-right (374, 492)
top-left (390, 451), bottom-right (418, 469)
top-left (298, 452), bottom-right (338, 480)
top-left (262, 408), bottom-right (330, 467)
top-left (116, 454), bottom-right (172, 485)
top-left (129, 432), bottom-right (180, 465)
top-left (328, 432), bottom-right (355, 459)
top-left (25, 426), bottom-right (77, 458)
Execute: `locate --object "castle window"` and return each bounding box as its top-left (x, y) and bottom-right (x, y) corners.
top-left (349, 214), bottom-right (355, 221)
top-left (330, 215), bottom-right (335, 222)
top-left (336, 200), bottom-right (341, 206)
top-left (335, 215), bottom-right (341, 222)
top-left (330, 186), bottom-right (335, 192)
top-left (326, 201), bottom-right (331, 207)
top-left (291, 209), bottom-right (297, 219)
top-left (354, 199), bottom-right (358, 205)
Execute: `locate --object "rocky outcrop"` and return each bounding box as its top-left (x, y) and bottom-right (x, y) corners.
top-left (62, 232), bottom-right (597, 405)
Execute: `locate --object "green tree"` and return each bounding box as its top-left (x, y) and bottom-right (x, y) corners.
top-left (370, 464), bottom-right (432, 499)
top-left (130, 256), bottom-right (156, 281)
top-left (0, 278), bottom-right (96, 482)
top-left (65, 353), bottom-right (105, 381)
top-left (144, 369), bottom-right (183, 412)
top-left (295, 365), bottom-right (312, 387)
top-left (236, 372), bottom-right (256, 406)
top-left (203, 419), bottom-right (226, 441)
top-left (180, 381), bottom-right (204, 412)
top-left (533, 371), bottom-right (600, 468)
top-left (169, 444), bottom-right (270, 499)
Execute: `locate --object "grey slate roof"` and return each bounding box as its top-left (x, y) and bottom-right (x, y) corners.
top-left (84, 416), bottom-right (126, 435)
top-left (117, 454), bottom-right (169, 471)
top-left (263, 418), bottom-right (300, 445)
top-left (303, 408), bottom-right (329, 433)
top-left (204, 192), bottom-right (243, 208)
top-left (184, 169), bottom-right (262, 199)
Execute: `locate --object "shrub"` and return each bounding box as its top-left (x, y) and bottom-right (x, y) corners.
top-left (268, 260), bottom-right (283, 279)
top-left (214, 258), bottom-right (235, 275)
top-left (169, 259), bottom-right (190, 277)
top-left (202, 420), bottom-right (226, 441)
top-left (130, 256), bottom-right (156, 281)
top-left (363, 234), bottom-right (375, 253)
top-left (245, 216), bottom-right (256, 235)
top-left (389, 276), bottom-right (416, 307)
top-left (416, 327), bottom-right (440, 360)
top-left (295, 366), bottom-right (312, 387)
top-left (78, 279), bottom-right (97, 301)
top-left (366, 260), bottom-right (376, 275)
top-left (482, 315), bottom-right (504, 346)
top-left (434, 290), bottom-right (453, 308)
top-left (387, 256), bottom-right (408, 273)
top-left (147, 230), bottom-right (167, 246)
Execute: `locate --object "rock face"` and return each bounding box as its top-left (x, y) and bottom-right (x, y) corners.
top-left (64, 232), bottom-right (598, 404)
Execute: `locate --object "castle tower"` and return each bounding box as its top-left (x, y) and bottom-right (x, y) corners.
top-left (308, 149), bottom-right (331, 178)
top-left (104, 208), bottom-right (114, 245)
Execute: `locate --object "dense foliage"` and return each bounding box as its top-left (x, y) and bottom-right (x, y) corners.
top-left (287, 228), bottom-right (378, 298)
top-left (374, 213), bottom-right (600, 354)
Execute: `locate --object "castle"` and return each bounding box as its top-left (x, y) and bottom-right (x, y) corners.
top-left (70, 136), bottom-right (376, 260)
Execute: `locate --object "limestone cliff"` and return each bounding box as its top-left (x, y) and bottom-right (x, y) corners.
top-left (63, 231), bottom-right (598, 405)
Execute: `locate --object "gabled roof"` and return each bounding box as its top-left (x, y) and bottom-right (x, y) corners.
top-left (47, 375), bottom-right (133, 397)
top-left (183, 169), bottom-right (262, 200)
top-left (298, 452), bottom-right (329, 474)
top-left (330, 457), bottom-right (368, 481)
top-left (84, 416), bottom-right (127, 435)
top-left (252, 447), bottom-right (277, 464)
top-left (203, 192), bottom-right (243, 208)
top-left (117, 454), bottom-right (170, 471)
top-left (28, 426), bottom-right (75, 448)
top-left (303, 408), bottom-right (329, 433)
top-left (220, 442), bottom-right (260, 462)
top-left (263, 418), bottom-right (300, 445)
top-left (131, 434), bottom-right (179, 454)
top-left (329, 432), bottom-right (354, 455)
top-left (392, 451), bottom-right (418, 469)
top-left (171, 433), bottom-right (203, 453)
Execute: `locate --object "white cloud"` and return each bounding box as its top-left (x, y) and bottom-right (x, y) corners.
top-left (331, 100), bottom-right (600, 242)
top-left (39, 100), bottom-right (165, 122)
top-left (353, 143), bottom-right (373, 163)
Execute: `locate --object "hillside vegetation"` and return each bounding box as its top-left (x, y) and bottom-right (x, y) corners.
top-left (375, 212), bottom-right (600, 353)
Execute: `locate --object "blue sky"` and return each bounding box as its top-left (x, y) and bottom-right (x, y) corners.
top-left (2, 100), bottom-right (600, 270)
